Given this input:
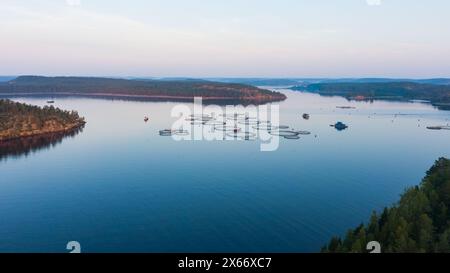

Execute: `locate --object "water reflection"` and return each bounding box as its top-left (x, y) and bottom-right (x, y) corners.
top-left (1, 94), bottom-right (449, 252)
top-left (0, 126), bottom-right (84, 161)
top-left (0, 94), bottom-right (279, 106)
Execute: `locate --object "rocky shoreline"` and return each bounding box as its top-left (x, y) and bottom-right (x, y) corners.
top-left (0, 99), bottom-right (86, 142)
top-left (0, 120), bottom-right (86, 142)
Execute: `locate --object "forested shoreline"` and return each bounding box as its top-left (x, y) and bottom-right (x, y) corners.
top-left (292, 82), bottom-right (450, 110)
top-left (322, 158), bottom-right (450, 253)
top-left (0, 99), bottom-right (85, 142)
top-left (0, 76), bottom-right (287, 104)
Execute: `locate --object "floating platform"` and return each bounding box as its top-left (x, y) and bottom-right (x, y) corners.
top-left (159, 129), bottom-right (190, 136)
top-left (336, 106), bottom-right (356, 109)
top-left (427, 126), bottom-right (450, 130)
top-left (333, 122), bottom-right (348, 131)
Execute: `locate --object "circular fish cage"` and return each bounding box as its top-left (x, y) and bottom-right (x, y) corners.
top-left (427, 126), bottom-right (450, 130)
top-left (220, 113), bottom-right (241, 117)
top-left (159, 129), bottom-right (174, 136)
top-left (237, 120), bottom-right (260, 125)
top-left (189, 114), bottom-right (213, 119)
top-left (284, 135), bottom-right (301, 140)
top-left (236, 115), bottom-right (257, 120)
top-left (173, 129), bottom-right (190, 136)
top-left (252, 124), bottom-right (276, 131)
top-left (252, 124), bottom-right (286, 131)
top-left (257, 120), bottom-right (271, 124)
top-left (159, 129), bottom-right (190, 136)
top-left (226, 131), bottom-right (257, 140)
top-left (213, 125), bottom-right (242, 132)
top-left (186, 114), bottom-right (215, 123)
top-left (204, 120), bottom-right (227, 126)
top-left (222, 113), bottom-right (252, 121)
top-left (277, 125), bottom-right (290, 129)
top-left (268, 130), bottom-right (300, 137)
top-left (226, 117), bottom-right (246, 121)
top-left (190, 120), bottom-right (207, 125)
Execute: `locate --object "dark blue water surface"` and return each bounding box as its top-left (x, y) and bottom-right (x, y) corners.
top-left (1, 89), bottom-right (450, 252)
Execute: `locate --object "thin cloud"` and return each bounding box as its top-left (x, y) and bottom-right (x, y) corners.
top-left (66, 0), bottom-right (81, 6)
top-left (366, 0), bottom-right (382, 6)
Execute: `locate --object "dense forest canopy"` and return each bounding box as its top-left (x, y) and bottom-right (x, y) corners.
top-left (0, 99), bottom-right (85, 141)
top-left (322, 158), bottom-right (450, 253)
top-left (0, 76), bottom-right (286, 103)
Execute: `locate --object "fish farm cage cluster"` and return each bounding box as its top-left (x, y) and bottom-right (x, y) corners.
top-left (158, 113), bottom-right (312, 140)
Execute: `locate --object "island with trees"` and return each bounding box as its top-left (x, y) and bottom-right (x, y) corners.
top-left (0, 76), bottom-right (286, 104)
top-left (322, 157), bottom-right (450, 253)
top-left (0, 99), bottom-right (85, 142)
top-left (292, 82), bottom-right (450, 110)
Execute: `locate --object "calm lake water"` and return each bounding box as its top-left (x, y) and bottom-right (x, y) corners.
top-left (1, 89), bottom-right (450, 253)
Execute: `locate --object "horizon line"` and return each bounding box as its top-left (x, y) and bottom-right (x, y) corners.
top-left (2, 75), bottom-right (450, 80)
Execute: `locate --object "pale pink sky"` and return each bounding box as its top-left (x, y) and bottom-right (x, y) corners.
top-left (1, 0), bottom-right (449, 78)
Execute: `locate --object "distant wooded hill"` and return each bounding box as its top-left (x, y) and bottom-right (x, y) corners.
top-left (0, 76), bottom-right (286, 104)
top-left (292, 82), bottom-right (450, 110)
top-left (207, 78), bottom-right (450, 86)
